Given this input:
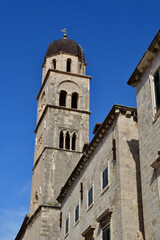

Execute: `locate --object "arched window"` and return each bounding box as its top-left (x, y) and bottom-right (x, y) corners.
top-left (59, 90), bottom-right (67, 107)
top-left (59, 130), bottom-right (64, 148)
top-left (71, 92), bottom-right (78, 109)
top-left (72, 133), bottom-right (76, 150)
top-left (66, 59), bottom-right (71, 72)
top-left (52, 59), bottom-right (56, 69)
top-left (65, 132), bottom-right (70, 150)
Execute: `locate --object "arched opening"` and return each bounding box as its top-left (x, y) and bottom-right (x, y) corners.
top-left (59, 90), bottom-right (67, 107)
top-left (59, 130), bottom-right (64, 148)
top-left (66, 59), bottom-right (71, 72)
top-left (65, 132), bottom-right (70, 150)
top-left (72, 133), bottom-right (76, 150)
top-left (52, 59), bottom-right (56, 69)
top-left (71, 92), bottom-right (78, 109)
top-left (33, 192), bottom-right (38, 212)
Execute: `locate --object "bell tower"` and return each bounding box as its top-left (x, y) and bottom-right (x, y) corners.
top-left (28, 33), bottom-right (91, 239)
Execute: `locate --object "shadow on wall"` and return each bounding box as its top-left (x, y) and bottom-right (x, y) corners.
top-left (127, 139), bottom-right (145, 240)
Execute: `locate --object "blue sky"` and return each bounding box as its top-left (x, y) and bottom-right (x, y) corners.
top-left (0, 0), bottom-right (159, 239)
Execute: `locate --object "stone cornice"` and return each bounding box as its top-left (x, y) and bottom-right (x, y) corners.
top-left (34, 104), bottom-right (91, 133)
top-left (128, 29), bottom-right (160, 87)
top-left (37, 69), bottom-right (92, 100)
top-left (57, 105), bottom-right (137, 203)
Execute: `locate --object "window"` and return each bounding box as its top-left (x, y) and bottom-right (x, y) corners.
top-left (65, 216), bottom-right (69, 235)
top-left (59, 130), bottom-right (64, 148)
top-left (52, 59), bottom-right (56, 69)
top-left (102, 225), bottom-right (110, 240)
top-left (71, 92), bottom-right (78, 109)
top-left (72, 132), bottom-right (76, 150)
top-left (66, 58), bottom-right (71, 72)
top-left (88, 184), bottom-right (93, 207)
top-left (59, 90), bottom-right (67, 107)
top-left (74, 202), bottom-right (80, 224)
top-left (154, 68), bottom-right (160, 111)
top-left (59, 131), bottom-right (77, 151)
top-left (102, 166), bottom-right (108, 189)
top-left (65, 131), bottom-right (70, 150)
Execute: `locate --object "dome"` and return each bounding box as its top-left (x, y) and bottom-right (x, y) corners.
top-left (45, 39), bottom-right (85, 62)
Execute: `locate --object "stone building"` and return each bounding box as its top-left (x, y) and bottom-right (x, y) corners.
top-left (15, 30), bottom-right (160, 240)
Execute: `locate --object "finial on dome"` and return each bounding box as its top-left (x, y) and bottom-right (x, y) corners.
top-left (61, 28), bottom-right (67, 39)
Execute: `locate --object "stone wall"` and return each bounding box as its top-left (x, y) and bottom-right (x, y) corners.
top-left (60, 111), bottom-right (140, 240)
top-left (136, 51), bottom-right (160, 239)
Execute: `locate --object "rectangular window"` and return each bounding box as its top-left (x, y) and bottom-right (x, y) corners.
top-left (75, 202), bottom-right (79, 223)
top-left (102, 225), bottom-right (110, 240)
top-left (154, 68), bottom-right (160, 111)
top-left (65, 216), bottom-right (69, 235)
top-left (102, 166), bottom-right (108, 189)
top-left (88, 184), bottom-right (93, 207)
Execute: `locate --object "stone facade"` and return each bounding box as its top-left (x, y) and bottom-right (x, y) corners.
top-left (128, 30), bottom-right (160, 240)
top-left (58, 106), bottom-right (141, 240)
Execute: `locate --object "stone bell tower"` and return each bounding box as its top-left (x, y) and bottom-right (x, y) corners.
top-left (26, 33), bottom-right (91, 239)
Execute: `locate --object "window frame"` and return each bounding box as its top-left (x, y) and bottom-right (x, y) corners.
top-left (102, 224), bottom-right (111, 240)
top-left (87, 183), bottom-right (94, 210)
top-left (101, 163), bottom-right (110, 194)
top-left (65, 214), bottom-right (70, 236)
top-left (74, 201), bottom-right (80, 225)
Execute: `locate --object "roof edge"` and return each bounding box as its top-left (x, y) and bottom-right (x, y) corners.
top-left (127, 29), bottom-right (160, 87)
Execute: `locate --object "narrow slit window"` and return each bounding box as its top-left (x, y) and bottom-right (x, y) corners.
top-left (66, 59), bottom-right (71, 72)
top-left (65, 132), bottom-right (70, 150)
top-left (154, 68), bottom-right (160, 111)
top-left (72, 133), bottom-right (76, 150)
top-left (52, 59), bottom-right (56, 69)
top-left (71, 92), bottom-right (78, 109)
top-left (59, 131), bottom-right (64, 148)
top-left (59, 90), bottom-right (67, 107)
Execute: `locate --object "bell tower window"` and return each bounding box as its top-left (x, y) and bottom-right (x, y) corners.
top-left (59, 90), bottom-right (67, 107)
top-left (66, 58), bottom-right (71, 72)
top-left (72, 133), bottom-right (76, 150)
top-left (65, 132), bottom-right (70, 150)
top-left (59, 130), bottom-right (64, 148)
top-left (71, 92), bottom-right (78, 109)
top-left (52, 59), bottom-right (56, 69)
